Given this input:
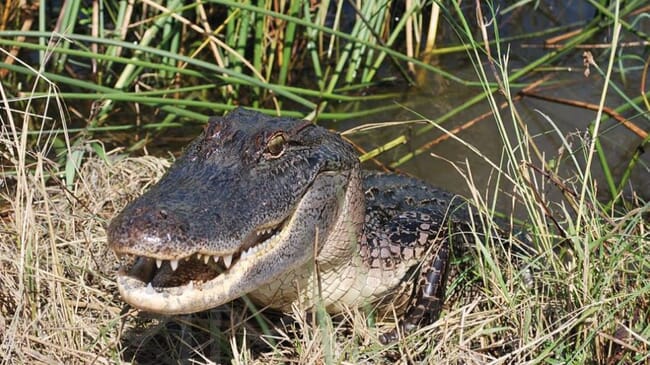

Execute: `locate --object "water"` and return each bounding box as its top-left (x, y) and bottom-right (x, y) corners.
top-left (329, 1), bottom-right (649, 208)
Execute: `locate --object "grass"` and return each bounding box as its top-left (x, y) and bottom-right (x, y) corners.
top-left (0, 141), bottom-right (646, 363)
top-left (1, 0), bottom-right (649, 364)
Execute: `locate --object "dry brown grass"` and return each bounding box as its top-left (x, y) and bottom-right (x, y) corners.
top-left (0, 147), bottom-right (530, 364)
top-left (0, 149), bottom-right (169, 363)
top-left (2, 143), bottom-right (647, 364)
top-left (0, 90), bottom-right (647, 365)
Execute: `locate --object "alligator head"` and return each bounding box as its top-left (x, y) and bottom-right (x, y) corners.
top-left (108, 108), bottom-right (364, 314)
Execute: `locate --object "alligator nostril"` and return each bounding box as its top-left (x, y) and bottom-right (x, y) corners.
top-left (158, 209), bottom-right (168, 219)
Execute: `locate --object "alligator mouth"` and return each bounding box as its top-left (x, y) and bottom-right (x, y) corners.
top-left (112, 170), bottom-right (349, 314)
top-left (118, 225), bottom-right (280, 286)
top-left (114, 220), bottom-right (289, 314)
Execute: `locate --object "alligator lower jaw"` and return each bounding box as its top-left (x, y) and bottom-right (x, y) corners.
top-left (115, 225), bottom-right (286, 315)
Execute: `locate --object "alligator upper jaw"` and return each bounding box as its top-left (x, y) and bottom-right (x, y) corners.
top-left (115, 217), bottom-right (293, 314)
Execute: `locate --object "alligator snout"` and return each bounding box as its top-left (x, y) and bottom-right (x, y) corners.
top-left (108, 203), bottom-right (192, 258)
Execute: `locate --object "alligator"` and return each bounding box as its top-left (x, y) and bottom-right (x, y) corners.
top-left (108, 107), bottom-right (527, 343)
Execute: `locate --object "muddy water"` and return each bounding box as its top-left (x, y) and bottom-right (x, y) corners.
top-left (329, 1), bottom-right (649, 209)
top-left (341, 67), bottom-right (649, 211)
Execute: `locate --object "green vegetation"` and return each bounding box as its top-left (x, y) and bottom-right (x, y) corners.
top-left (1, 0), bottom-right (648, 363)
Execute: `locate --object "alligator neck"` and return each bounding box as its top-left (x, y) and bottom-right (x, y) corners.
top-left (246, 167), bottom-right (368, 311)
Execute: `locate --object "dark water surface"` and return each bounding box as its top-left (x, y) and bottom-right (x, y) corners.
top-left (325, 1), bottom-right (649, 209)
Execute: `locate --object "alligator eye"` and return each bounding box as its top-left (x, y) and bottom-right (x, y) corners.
top-left (264, 132), bottom-right (287, 158)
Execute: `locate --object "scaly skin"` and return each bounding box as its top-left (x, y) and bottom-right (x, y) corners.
top-left (107, 107), bottom-right (516, 342)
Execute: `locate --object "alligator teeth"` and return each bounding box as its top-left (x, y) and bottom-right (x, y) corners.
top-left (213, 256), bottom-right (220, 263)
top-left (196, 253), bottom-right (202, 260)
top-left (257, 228), bottom-right (273, 236)
top-left (203, 255), bottom-right (210, 264)
top-left (170, 259), bottom-right (179, 271)
top-left (242, 230), bottom-right (278, 260)
top-left (156, 259), bottom-right (163, 269)
top-left (223, 254), bottom-right (233, 268)
top-left (145, 282), bottom-right (155, 294)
